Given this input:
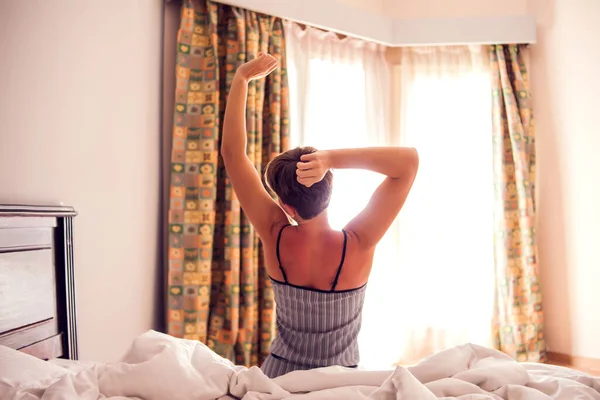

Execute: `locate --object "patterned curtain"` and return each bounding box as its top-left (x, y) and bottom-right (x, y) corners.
top-left (490, 44), bottom-right (546, 362)
top-left (167, 0), bottom-right (289, 367)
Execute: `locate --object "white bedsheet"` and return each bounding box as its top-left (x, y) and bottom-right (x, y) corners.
top-left (1, 330), bottom-right (599, 399)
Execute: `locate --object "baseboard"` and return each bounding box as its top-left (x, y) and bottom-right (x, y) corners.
top-left (547, 352), bottom-right (600, 375)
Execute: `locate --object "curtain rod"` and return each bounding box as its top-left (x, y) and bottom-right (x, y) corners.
top-left (167, 0), bottom-right (537, 46)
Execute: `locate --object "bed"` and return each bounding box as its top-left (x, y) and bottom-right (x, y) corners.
top-left (1, 204), bottom-right (599, 399)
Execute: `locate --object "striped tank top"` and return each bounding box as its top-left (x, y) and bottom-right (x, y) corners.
top-left (261, 225), bottom-right (367, 379)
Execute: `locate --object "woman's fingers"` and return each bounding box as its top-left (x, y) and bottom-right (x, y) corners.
top-left (297, 161), bottom-right (315, 170)
top-left (296, 167), bottom-right (317, 178)
top-left (297, 153), bottom-right (323, 187)
top-left (260, 54), bottom-right (277, 69)
top-left (262, 59), bottom-right (277, 73)
top-left (300, 153), bottom-right (317, 162)
top-left (245, 54), bottom-right (278, 78)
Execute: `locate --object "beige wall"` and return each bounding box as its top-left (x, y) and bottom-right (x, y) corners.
top-left (336, 0), bottom-right (386, 14)
top-left (383, 0), bottom-right (527, 19)
top-left (0, 0), bottom-right (164, 361)
top-left (529, 0), bottom-right (600, 359)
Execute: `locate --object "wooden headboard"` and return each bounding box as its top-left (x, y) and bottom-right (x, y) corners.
top-left (0, 205), bottom-right (78, 360)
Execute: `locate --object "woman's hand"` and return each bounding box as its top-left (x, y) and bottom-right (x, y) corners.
top-left (236, 53), bottom-right (278, 82)
top-left (296, 151), bottom-right (332, 188)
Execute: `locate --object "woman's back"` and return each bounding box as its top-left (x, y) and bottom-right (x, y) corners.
top-left (219, 52), bottom-right (419, 379)
top-left (261, 223), bottom-right (369, 378)
top-left (267, 222), bottom-right (373, 291)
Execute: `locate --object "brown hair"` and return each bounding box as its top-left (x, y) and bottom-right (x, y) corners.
top-left (265, 147), bottom-right (333, 220)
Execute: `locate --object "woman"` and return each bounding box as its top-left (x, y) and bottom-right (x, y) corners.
top-left (221, 53), bottom-right (419, 378)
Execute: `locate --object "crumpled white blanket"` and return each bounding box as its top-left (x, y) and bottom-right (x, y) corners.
top-left (1, 330), bottom-right (599, 399)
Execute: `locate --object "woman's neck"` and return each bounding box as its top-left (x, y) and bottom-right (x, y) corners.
top-left (296, 211), bottom-right (331, 233)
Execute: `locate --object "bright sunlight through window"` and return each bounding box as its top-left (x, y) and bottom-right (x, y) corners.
top-left (287, 48), bottom-right (494, 369)
top-left (388, 66), bottom-right (495, 365)
top-left (290, 58), bottom-right (383, 231)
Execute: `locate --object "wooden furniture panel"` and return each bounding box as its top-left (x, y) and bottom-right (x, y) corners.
top-left (0, 319), bottom-right (58, 350)
top-left (0, 249), bottom-right (56, 333)
top-left (0, 205), bottom-right (78, 360)
top-left (0, 227), bottom-right (53, 252)
top-left (19, 334), bottom-right (63, 360)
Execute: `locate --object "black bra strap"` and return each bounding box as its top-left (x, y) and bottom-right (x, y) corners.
top-left (330, 230), bottom-right (348, 292)
top-left (276, 224), bottom-right (291, 283)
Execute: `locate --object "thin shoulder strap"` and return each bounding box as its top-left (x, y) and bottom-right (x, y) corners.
top-left (330, 230), bottom-right (348, 292)
top-left (276, 224), bottom-right (291, 283)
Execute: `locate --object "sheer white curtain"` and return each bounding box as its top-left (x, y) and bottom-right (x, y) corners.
top-left (285, 23), bottom-right (495, 368)
top-left (390, 46), bottom-right (495, 365)
top-left (284, 21), bottom-right (392, 231)
top-left (284, 23), bottom-right (399, 369)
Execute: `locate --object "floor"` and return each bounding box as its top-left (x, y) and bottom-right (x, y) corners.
top-left (547, 361), bottom-right (600, 376)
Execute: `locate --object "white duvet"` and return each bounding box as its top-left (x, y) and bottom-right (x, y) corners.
top-left (1, 330), bottom-right (599, 399)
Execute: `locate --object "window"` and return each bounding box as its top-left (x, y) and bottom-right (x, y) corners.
top-left (286, 26), bottom-right (494, 369)
top-left (289, 58), bottom-right (383, 230)
top-left (388, 57), bottom-right (495, 365)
